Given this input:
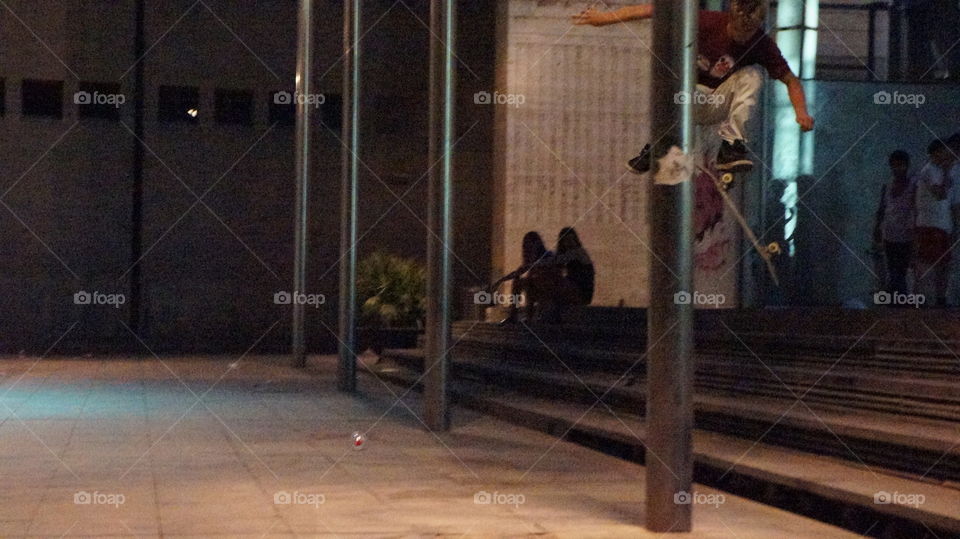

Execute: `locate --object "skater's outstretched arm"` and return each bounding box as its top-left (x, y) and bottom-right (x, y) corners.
top-left (572, 4), bottom-right (652, 26)
top-left (779, 71), bottom-right (815, 132)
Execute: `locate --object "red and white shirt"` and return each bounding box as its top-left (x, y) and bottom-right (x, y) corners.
top-left (697, 11), bottom-right (791, 89)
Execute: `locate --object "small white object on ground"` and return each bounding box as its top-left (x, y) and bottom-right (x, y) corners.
top-left (351, 431), bottom-right (365, 450)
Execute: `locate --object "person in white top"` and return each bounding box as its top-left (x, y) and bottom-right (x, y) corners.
top-left (914, 139), bottom-right (956, 306)
top-left (873, 151), bottom-right (916, 296)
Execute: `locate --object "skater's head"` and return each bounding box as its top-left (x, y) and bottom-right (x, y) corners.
top-left (888, 150), bottom-right (910, 178)
top-left (557, 227), bottom-right (583, 254)
top-left (728, 0), bottom-right (767, 42)
top-left (521, 231), bottom-right (548, 265)
top-left (928, 139), bottom-right (954, 168)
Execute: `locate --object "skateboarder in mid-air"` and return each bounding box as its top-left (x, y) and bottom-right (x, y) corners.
top-left (573, 0), bottom-right (815, 174)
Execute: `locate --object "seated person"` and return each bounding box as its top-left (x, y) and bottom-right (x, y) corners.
top-left (492, 231), bottom-right (561, 323)
top-left (553, 227), bottom-right (595, 307)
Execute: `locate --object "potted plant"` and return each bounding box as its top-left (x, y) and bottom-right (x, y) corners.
top-left (356, 251), bottom-right (426, 354)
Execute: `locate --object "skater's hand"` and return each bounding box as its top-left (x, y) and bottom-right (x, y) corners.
top-left (796, 113), bottom-right (814, 132)
top-left (572, 7), bottom-right (608, 26)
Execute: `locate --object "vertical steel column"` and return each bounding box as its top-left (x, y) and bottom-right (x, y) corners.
top-left (424, 0), bottom-right (456, 431)
top-left (292, 0), bottom-right (314, 368)
top-left (130, 0), bottom-right (146, 341)
top-left (338, 0), bottom-right (361, 391)
top-left (867, 6), bottom-right (877, 80)
top-left (889, 4), bottom-right (905, 81)
top-left (646, 0), bottom-right (697, 533)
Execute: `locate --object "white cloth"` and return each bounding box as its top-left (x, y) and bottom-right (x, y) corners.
top-left (881, 176), bottom-right (916, 243)
top-left (914, 161), bottom-right (952, 233)
top-left (694, 65), bottom-right (764, 143)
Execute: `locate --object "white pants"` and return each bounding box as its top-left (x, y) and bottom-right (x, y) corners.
top-left (693, 65), bottom-right (764, 143)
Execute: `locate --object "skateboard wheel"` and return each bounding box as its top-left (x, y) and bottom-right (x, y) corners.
top-left (721, 173), bottom-right (734, 186)
top-left (766, 242), bottom-right (781, 256)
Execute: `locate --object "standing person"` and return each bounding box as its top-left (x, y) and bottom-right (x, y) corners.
top-left (904, 0), bottom-right (960, 80)
top-left (914, 140), bottom-right (956, 306)
top-left (873, 150), bottom-right (916, 297)
top-left (573, 0), bottom-right (814, 174)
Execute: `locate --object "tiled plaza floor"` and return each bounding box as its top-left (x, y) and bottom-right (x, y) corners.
top-left (0, 355), bottom-right (857, 537)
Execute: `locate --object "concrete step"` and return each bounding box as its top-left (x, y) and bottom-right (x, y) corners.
top-left (364, 358), bottom-right (960, 538)
top-left (442, 337), bottom-right (960, 422)
top-left (545, 306), bottom-right (960, 346)
top-left (383, 349), bottom-right (960, 482)
top-left (456, 310), bottom-right (960, 364)
top-left (453, 337), bottom-right (960, 402)
top-left (453, 322), bottom-right (960, 375)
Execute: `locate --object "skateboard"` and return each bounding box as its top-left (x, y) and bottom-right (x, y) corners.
top-left (697, 165), bottom-right (781, 286)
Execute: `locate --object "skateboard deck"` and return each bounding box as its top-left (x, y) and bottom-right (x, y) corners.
top-left (697, 165), bottom-right (780, 286)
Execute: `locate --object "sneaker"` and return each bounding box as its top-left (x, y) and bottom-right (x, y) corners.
top-left (625, 144), bottom-right (652, 175)
top-left (716, 140), bottom-right (754, 173)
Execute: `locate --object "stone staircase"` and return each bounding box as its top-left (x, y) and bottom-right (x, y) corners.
top-left (367, 307), bottom-right (960, 537)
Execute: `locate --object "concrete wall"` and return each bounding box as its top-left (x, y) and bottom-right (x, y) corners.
top-left (0, 0), bottom-right (495, 353)
top-left (492, 0), bottom-right (740, 308)
top-left (493, 0), bottom-right (652, 307)
top-left (0, 1), bottom-right (139, 353)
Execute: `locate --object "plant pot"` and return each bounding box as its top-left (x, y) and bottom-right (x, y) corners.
top-left (356, 327), bottom-right (422, 355)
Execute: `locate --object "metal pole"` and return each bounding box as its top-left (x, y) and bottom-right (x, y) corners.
top-left (867, 6), bottom-right (877, 80)
top-left (292, 0), bottom-right (314, 368)
top-left (129, 0), bottom-right (146, 343)
top-left (337, 0), bottom-right (361, 392)
top-left (889, 3), bottom-right (904, 81)
top-left (424, 0), bottom-right (456, 431)
top-left (646, 0), bottom-right (697, 533)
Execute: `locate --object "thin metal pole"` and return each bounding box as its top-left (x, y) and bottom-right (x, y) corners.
top-left (337, 0), bottom-right (361, 392)
top-left (129, 0), bottom-right (145, 342)
top-left (424, 0), bottom-right (456, 431)
top-left (867, 6), bottom-right (877, 80)
top-left (292, 0), bottom-right (314, 368)
top-left (889, 4), bottom-right (904, 81)
top-left (646, 0), bottom-right (697, 533)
